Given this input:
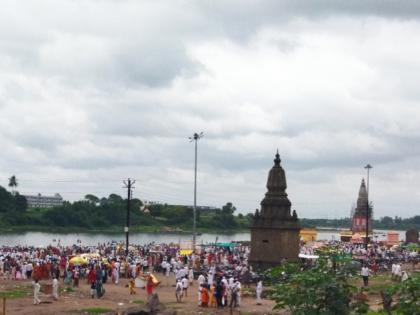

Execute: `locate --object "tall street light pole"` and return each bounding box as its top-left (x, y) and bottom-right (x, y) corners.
top-left (364, 164), bottom-right (372, 251)
top-left (189, 132), bottom-right (203, 252)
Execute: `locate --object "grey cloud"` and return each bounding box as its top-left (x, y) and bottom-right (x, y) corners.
top-left (1, 1), bottom-right (420, 218)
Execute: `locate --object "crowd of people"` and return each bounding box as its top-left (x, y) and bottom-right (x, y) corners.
top-left (0, 241), bottom-right (258, 308)
top-left (301, 240), bottom-right (418, 287)
top-left (0, 239), bottom-right (418, 307)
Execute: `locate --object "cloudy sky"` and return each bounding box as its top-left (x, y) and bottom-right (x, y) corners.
top-left (1, 0), bottom-right (419, 218)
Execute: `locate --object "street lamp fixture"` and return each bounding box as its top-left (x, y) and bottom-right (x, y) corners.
top-left (189, 132), bottom-right (204, 252)
top-left (364, 164), bottom-right (372, 251)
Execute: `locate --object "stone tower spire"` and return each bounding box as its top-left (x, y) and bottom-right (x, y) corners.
top-left (351, 178), bottom-right (373, 233)
top-left (259, 151), bottom-right (292, 220)
top-left (250, 151), bottom-right (300, 269)
top-left (355, 178), bottom-right (369, 217)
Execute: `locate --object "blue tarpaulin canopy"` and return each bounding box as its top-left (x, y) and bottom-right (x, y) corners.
top-left (202, 242), bottom-right (235, 248)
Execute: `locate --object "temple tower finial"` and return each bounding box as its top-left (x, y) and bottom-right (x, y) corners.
top-left (274, 149), bottom-right (281, 166)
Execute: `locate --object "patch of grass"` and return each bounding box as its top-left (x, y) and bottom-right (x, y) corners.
top-left (371, 273), bottom-right (391, 281)
top-left (80, 307), bottom-right (112, 314)
top-left (365, 282), bottom-right (395, 295)
top-left (62, 286), bottom-right (76, 293)
top-left (0, 290), bottom-right (28, 299)
top-left (164, 302), bottom-right (184, 309)
top-left (132, 299), bottom-right (144, 304)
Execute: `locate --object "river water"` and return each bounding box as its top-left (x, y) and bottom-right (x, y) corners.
top-left (0, 229), bottom-right (406, 247)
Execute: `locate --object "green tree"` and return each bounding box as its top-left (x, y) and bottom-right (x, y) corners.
top-left (380, 216), bottom-right (393, 226)
top-left (392, 272), bottom-right (420, 315)
top-left (8, 175), bottom-right (18, 194)
top-left (131, 198), bottom-right (143, 210)
top-left (14, 193), bottom-right (27, 212)
top-left (0, 186), bottom-right (16, 213)
top-left (85, 194), bottom-right (99, 204)
top-left (222, 202), bottom-right (236, 215)
top-left (271, 258), bottom-right (357, 315)
top-left (108, 193), bottom-right (123, 204)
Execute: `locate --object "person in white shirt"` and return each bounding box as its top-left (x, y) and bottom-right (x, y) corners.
top-left (229, 279), bottom-right (239, 308)
top-left (401, 271), bottom-right (409, 282)
top-left (197, 273), bottom-right (206, 306)
top-left (33, 280), bottom-right (41, 305)
top-left (236, 279), bottom-right (242, 306)
top-left (222, 276), bottom-right (228, 306)
top-left (114, 261), bottom-right (120, 284)
top-left (256, 279), bottom-right (263, 305)
top-left (21, 263), bottom-right (27, 280)
top-left (181, 276), bottom-right (189, 297)
top-left (361, 265), bottom-right (370, 286)
top-left (188, 268), bottom-right (194, 287)
top-left (394, 264), bottom-right (402, 281)
top-left (391, 263), bottom-right (396, 280)
top-left (162, 261), bottom-right (170, 278)
top-left (175, 279), bottom-right (183, 302)
top-left (52, 277), bottom-right (59, 300)
top-left (208, 266), bottom-right (215, 286)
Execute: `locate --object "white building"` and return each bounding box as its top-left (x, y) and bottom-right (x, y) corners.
top-left (24, 193), bottom-right (64, 208)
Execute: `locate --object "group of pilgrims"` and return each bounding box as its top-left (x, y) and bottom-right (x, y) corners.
top-left (0, 239), bottom-right (417, 307)
top-left (0, 241), bottom-right (263, 308)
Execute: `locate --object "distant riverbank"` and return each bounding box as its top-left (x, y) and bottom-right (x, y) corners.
top-left (0, 225), bottom-right (250, 234)
top-left (0, 224), bottom-right (413, 234)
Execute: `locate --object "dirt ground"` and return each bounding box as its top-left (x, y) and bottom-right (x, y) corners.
top-left (3, 268), bottom-right (415, 314)
top-left (0, 275), bottom-right (279, 315)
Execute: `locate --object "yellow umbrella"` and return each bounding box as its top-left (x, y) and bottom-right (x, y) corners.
top-left (179, 249), bottom-right (193, 256)
top-left (81, 253), bottom-right (100, 259)
top-left (69, 256), bottom-right (88, 265)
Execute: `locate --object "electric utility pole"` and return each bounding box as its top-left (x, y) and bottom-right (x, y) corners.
top-left (123, 178), bottom-right (135, 256)
top-left (189, 132), bottom-right (203, 252)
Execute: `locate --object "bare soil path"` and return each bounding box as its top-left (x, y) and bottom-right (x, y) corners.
top-left (1, 274), bottom-right (278, 315)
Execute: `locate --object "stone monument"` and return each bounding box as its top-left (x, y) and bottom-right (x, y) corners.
top-left (249, 151), bottom-right (300, 269)
top-left (406, 229), bottom-right (419, 244)
top-left (351, 178), bottom-right (373, 235)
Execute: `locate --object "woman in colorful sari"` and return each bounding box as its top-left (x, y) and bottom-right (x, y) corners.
top-left (146, 275), bottom-right (154, 297)
top-left (209, 282), bottom-right (216, 307)
top-left (201, 284), bottom-right (209, 307)
top-left (87, 267), bottom-right (96, 285)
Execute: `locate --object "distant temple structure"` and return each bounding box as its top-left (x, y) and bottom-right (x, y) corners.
top-left (341, 178), bottom-right (373, 242)
top-left (249, 151), bottom-right (300, 269)
top-left (351, 178), bottom-right (373, 234)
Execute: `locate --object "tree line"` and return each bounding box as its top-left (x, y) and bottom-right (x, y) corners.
top-left (0, 181), bottom-right (418, 231)
top-left (0, 184), bottom-right (250, 231)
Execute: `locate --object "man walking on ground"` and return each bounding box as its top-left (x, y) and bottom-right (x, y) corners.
top-left (197, 273), bottom-right (206, 306)
top-left (182, 276), bottom-right (189, 297)
top-left (175, 279), bottom-right (183, 303)
top-left (361, 265), bottom-right (370, 286)
top-left (33, 280), bottom-right (41, 305)
top-left (52, 277), bottom-right (59, 300)
top-left (394, 263), bottom-right (402, 282)
top-left (256, 279), bottom-right (263, 305)
top-left (229, 279), bottom-right (239, 308)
